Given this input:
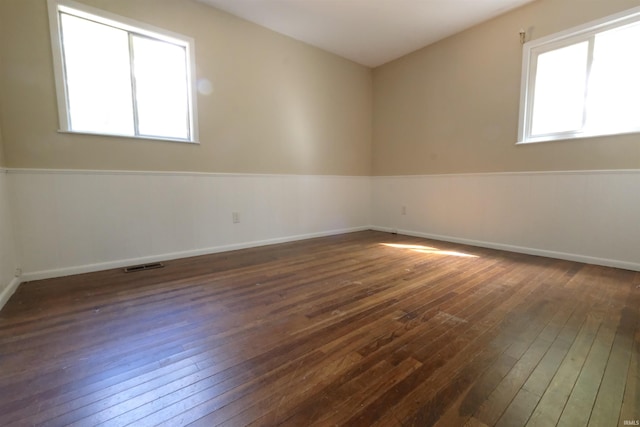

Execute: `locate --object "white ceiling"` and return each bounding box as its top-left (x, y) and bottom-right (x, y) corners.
top-left (197, 0), bottom-right (536, 67)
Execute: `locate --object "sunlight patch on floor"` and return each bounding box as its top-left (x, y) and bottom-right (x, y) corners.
top-left (382, 243), bottom-right (479, 258)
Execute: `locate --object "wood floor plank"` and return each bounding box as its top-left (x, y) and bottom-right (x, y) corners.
top-left (473, 269), bottom-right (582, 423)
top-left (203, 351), bottom-right (367, 427)
top-left (0, 231), bottom-right (637, 427)
top-left (398, 270), bottom-right (566, 427)
top-left (556, 315), bottom-right (620, 426)
top-left (162, 312), bottom-right (407, 426)
top-left (525, 313), bottom-right (602, 427)
top-left (619, 273), bottom-right (640, 426)
top-left (371, 259), bottom-right (560, 425)
top-left (494, 388), bottom-right (541, 427)
top-left (474, 328), bottom-right (556, 425)
top-left (286, 264), bottom-right (521, 426)
top-left (619, 325), bottom-right (639, 426)
top-left (435, 284), bottom-right (578, 425)
top-left (588, 300), bottom-right (640, 426)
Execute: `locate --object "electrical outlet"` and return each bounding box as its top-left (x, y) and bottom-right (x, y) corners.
top-left (14, 267), bottom-right (22, 277)
top-left (232, 212), bottom-right (240, 223)
top-left (401, 206), bottom-right (407, 215)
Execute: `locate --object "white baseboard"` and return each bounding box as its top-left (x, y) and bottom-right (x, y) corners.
top-left (370, 226), bottom-right (640, 272)
top-left (0, 277), bottom-right (21, 311)
top-left (21, 226), bottom-right (370, 282)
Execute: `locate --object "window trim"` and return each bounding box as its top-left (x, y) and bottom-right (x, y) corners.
top-left (47, 0), bottom-right (199, 143)
top-left (517, 5), bottom-right (640, 144)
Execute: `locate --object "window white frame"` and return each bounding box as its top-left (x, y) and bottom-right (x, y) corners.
top-left (47, 0), bottom-right (199, 143)
top-left (517, 6), bottom-right (640, 144)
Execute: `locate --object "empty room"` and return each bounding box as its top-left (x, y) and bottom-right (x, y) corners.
top-left (0, 0), bottom-right (639, 425)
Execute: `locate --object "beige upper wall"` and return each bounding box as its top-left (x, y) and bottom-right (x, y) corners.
top-left (0, 10), bottom-right (4, 168)
top-left (0, 109), bottom-right (4, 167)
top-left (0, 124), bottom-right (5, 167)
top-left (0, 0), bottom-right (372, 175)
top-left (372, 0), bottom-right (640, 176)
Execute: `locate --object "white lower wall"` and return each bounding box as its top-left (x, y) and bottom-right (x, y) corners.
top-left (372, 170), bottom-right (640, 271)
top-left (0, 169), bottom-right (20, 309)
top-left (5, 168), bottom-right (639, 295)
top-left (9, 169), bottom-right (371, 281)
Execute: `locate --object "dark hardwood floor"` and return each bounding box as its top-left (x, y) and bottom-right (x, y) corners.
top-left (0, 231), bottom-right (638, 426)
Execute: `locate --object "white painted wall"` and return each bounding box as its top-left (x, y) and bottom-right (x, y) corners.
top-left (9, 170), bottom-right (371, 281)
top-left (0, 169), bottom-right (20, 307)
top-left (372, 171), bottom-right (640, 271)
top-left (4, 168), bottom-right (640, 304)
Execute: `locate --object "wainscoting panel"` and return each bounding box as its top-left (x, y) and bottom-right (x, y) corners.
top-left (0, 169), bottom-right (20, 309)
top-left (372, 171), bottom-right (640, 271)
top-left (8, 170), bottom-right (371, 281)
top-left (6, 168), bottom-right (639, 287)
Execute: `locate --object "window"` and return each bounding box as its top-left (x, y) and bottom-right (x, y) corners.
top-left (518, 6), bottom-right (640, 144)
top-left (48, 0), bottom-right (198, 142)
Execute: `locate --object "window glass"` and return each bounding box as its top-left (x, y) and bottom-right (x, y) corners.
top-left (132, 36), bottom-right (189, 140)
top-left (61, 13), bottom-right (134, 135)
top-left (531, 42), bottom-right (588, 136)
top-left (587, 22), bottom-right (640, 133)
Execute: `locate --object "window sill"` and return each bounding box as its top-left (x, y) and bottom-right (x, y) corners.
top-left (57, 129), bottom-right (200, 145)
top-left (516, 128), bottom-right (640, 145)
